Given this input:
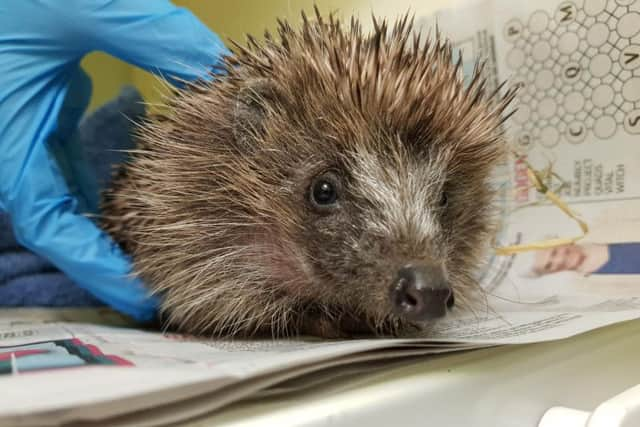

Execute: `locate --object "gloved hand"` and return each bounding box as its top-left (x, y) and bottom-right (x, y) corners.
top-left (0, 1), bottom-right (230, 322)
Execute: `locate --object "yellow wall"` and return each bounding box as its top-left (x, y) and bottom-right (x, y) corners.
top-left (83, 0), bottom-right (452, 112)
top-left (82, 52), bottom-right (133, 112)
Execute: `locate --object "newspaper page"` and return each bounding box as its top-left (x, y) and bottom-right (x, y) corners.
top-left (1, 0), bottom-right (640, 425)
top-left (0, 310), bottom-right (483, 427)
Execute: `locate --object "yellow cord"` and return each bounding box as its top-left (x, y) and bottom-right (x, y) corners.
top-left (494, 155), bottom-right (589, 256)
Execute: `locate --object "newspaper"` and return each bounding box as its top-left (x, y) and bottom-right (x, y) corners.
top-left (0, 309), bottom-right (486, 427)
top-left (2, 0), bottom-right (640, 425)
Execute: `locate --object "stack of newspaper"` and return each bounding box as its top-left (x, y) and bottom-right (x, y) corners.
top-left (2, 0), bottom-right (640, 425)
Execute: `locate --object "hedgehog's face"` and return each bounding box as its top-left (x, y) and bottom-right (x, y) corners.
top-left (300, 153), bottom-right (457, 329)
top-left (281, 137), bottom-right (494, 337)
top-left (233, 75), bottom-right (505, 337)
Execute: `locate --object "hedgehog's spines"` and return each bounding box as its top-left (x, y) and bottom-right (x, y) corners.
top-left (102, 9), bottom-right (516, 339)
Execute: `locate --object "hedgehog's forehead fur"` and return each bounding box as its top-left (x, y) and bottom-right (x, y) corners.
top-left (103, 9), bottom-right (516, 338)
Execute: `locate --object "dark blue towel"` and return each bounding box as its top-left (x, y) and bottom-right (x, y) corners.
top-left (0, 86), bottom-right (146, 307)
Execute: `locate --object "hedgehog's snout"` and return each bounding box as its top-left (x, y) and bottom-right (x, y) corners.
top-left (389, 264), bottom-right (453, 322)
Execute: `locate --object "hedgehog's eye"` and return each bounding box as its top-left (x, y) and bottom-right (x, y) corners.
top-left (309, 172), bottom-right (340, 210)
top-left (439, 191), bottom-right (448, 207)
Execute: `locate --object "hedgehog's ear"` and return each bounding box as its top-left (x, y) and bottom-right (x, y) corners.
top-left (233, 78), bottom-right (277, 146)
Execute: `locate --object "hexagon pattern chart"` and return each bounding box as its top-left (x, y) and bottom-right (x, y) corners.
top-left (503, 0), bottom-right (640, 149)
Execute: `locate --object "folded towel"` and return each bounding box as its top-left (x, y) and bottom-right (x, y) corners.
top-left (0, 86), bottom-right (146, 308)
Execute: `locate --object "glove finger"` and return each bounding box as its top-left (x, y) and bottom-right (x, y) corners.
top-left (81, 0), bottom-right (231, 85)
top-left (9, 142), bottom-right (159, 322)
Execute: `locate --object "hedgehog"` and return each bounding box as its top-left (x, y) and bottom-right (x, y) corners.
top-left (100, 8), bottom-right (517, 339)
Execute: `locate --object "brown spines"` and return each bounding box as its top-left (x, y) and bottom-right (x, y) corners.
top-left (220, 6), bottom-right (517, 181)
top-left (251, 8), bottom-right (508, 145)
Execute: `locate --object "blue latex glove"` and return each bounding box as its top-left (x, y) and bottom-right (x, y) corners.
top-left (0, 1), bottom-right (230, 322)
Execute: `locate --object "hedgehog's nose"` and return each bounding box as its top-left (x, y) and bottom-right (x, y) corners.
top-left (389, 264), bottom-right (453, 321)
